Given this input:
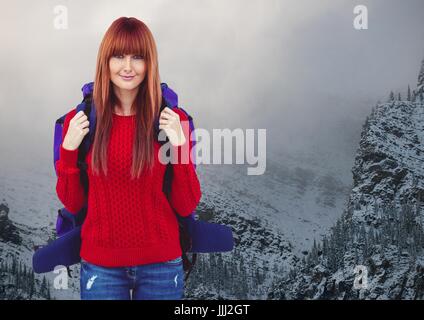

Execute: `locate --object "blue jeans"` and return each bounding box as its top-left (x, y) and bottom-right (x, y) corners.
top-left (80, 256), bottom-right (185, 300)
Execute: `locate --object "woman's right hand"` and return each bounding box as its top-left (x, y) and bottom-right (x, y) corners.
top-left (62, 111), bottom-right (90, 151)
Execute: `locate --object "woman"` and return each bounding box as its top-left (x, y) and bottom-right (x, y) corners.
top-left (55, 17), bottom-right (201, 300)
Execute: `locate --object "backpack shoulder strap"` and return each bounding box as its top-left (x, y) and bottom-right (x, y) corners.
top-left (75, 93), bottom-right (95, 196)
top-left (53, 113), bottom-right (68, 176)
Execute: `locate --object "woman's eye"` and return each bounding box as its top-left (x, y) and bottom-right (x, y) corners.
top-left (113, 55), bottom-right (124, 59)
top-left (133, 55), bottom-right (144, 60)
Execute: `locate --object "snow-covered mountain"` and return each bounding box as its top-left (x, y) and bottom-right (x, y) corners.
top-left (269, 59), bottom-right (424, 300)
top-left (198, 153), bottom-right (352, 255)
top-left (183, 144), bottom-right (353, 298)
top-left (0, 167), bottom-right (81, 300)
top-left (0, 131), bottom-right (354, 299)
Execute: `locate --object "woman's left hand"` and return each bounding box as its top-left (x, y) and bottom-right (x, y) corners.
top-left (159, 107), bottom-right (187, 147)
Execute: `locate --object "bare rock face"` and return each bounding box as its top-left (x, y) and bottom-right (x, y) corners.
top-left (0, 202), bottom-right (21, 245)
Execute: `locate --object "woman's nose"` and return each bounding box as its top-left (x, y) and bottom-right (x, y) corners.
top-left (123, 56), bottom-right (132, 72)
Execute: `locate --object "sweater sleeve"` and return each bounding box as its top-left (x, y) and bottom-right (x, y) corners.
top-left (168, 109), bottom-right (202, 217)
top-left (55, 109), bottom-right (87, 215)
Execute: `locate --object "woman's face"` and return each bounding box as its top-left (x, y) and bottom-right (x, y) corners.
top-left (109, 54), bottom-right (146, 91)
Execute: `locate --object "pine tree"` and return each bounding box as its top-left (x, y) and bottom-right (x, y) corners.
top-left (418, 57), bottom-right (424, 94)
top-left (322, 236), bottom-right (328, 256)
top-left (40, 276), bottom-right (48, 298)
top-left (412, 90), bottom-right (417, 102)
top-left (272, 260), bottom-right (279, 277)
top-left (223, 263), bottom-right (230, 291)
top-left (407, 85), bottom-right (411, 101)
top-left (29, 271), bottom-right (35, 298)
top-left (388, 91), bottom-right (395, 102)
top-left (237, 259), bottom-right (248, 299)
top-left (12, 257), bottom-right (16, 274)
top-left (216, 253), bottom-right (224, 294)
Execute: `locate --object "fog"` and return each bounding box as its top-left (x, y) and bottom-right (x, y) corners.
top-left (0, 0), bottom-right (423, 179)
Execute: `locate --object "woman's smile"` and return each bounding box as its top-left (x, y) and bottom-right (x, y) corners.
top-left (120, 75), bottom-right (135, 81)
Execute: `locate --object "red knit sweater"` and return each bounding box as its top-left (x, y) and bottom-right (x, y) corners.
top-left (55, 108), bottom-right (201, 267)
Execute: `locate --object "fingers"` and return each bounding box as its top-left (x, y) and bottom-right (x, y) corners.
top-left (158, 124), bottom-right (173, 132)
top-left (72, 111), bottom-right (89, 127)
top-left (74, 110), bottom-right (86, 119)
top-left (63, 111), bottom-right (91, 150)
top-left (161, 107), bottom-right (179, 119)
top-left (80, 120), bottom-right (90, 129)
top-left (158, 124), bottom-right (178, 136)
top-left (162, 107), bottom-right (176, 114)
top-left (73, 111), bottom-right (88, 124)
top-left (159, 118), bottom-right (171, 125)
top-left (77, 126), bottom-right (89, 136)
top-left (160, 112), bottom-right (173, 120)
top-left (160, 108), bottom-right (180, 130)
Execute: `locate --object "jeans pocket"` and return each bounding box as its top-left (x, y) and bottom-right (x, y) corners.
top-left (164, 256), bottom-right (183, 265)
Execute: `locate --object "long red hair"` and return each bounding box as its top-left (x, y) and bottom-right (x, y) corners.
top-left (91, 17), bottom-right (162, 179)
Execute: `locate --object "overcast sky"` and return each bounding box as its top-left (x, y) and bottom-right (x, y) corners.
top-left (0, 0), bottom-right (423, 178)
